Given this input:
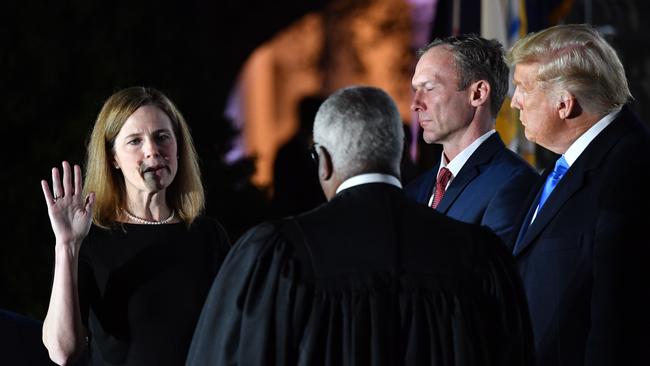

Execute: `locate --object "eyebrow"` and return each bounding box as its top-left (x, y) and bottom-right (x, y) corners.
top-left (412, 80), bottom-right (427, 89)
top-left (512, 73), bottom-right (525, 87)
top-left (412, 77), bottom-right (437, 90)
top-left (513, 75), bottom-right (535, 91)
top-left (121, 128), bottom-right (173, 140)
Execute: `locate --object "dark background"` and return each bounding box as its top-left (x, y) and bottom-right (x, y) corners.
top-left (2, 0), bottom-right (649, 321)
top-left (0, 0), bottom-right (327, 319)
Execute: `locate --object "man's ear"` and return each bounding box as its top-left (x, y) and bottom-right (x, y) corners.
top-left (318, 146), bottom-right (333, 181)
top-left (557, 91), bottom-right (579, 119)
top-left (469, 80), bottom-right (490, 108)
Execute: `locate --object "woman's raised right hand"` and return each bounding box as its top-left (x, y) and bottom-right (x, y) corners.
top-left (41, 161), bottom-right (95, 250)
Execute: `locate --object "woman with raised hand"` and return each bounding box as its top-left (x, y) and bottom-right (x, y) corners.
top-left (41, 87), bottom-right (230, 366)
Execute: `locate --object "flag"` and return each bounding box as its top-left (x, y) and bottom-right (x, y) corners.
top-left (481, 0), bottom-right (536, 166)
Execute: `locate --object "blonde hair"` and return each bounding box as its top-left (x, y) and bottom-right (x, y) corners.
top-left (84, 87), bottom-right (204, 228)
top-left (507, 23), bottom-right (631, 115)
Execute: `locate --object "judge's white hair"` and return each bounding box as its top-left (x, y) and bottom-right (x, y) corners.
top-left (313, 86), bottom-right (404, 178)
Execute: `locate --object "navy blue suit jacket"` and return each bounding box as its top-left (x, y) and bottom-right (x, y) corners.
top-left (406, 133), bottom-right (538, 243)
top-left (512, 106), bottom-right (650, 365)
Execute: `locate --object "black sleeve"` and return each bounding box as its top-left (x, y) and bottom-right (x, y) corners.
top-left (78, 235), bottom-right (97, 330)
top-left (474, 227), bottom-right (535, 366)
top-left (186, 223), bottom-right (287, 365)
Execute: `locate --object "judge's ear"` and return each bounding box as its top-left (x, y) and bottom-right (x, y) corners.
top-left (318, 145), bottom-right (333, 181)
top-left (557, 91), bottom-right (580, 119)
top-left (469, 80), bottom-right (490, 108)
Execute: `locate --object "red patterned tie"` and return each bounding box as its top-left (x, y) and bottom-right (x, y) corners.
top-left (431, 167), bottom-right (452, 209)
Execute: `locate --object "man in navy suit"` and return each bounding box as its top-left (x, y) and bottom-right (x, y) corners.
top-left (406, 35), bottom-right (538, 243)
top-left (509, 24), bottom-right (650, 365)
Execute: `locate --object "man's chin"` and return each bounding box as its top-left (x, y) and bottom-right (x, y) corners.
top-left (422, 134), bottom-right (439, 145)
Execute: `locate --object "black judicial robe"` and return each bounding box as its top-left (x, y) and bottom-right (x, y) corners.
top-left (187, 183), bottom-right (534, 365)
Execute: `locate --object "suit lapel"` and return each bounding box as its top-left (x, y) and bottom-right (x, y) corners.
top-left (513, 106), bottom-right (639, 257)
top-left (512, 173), bottom-right (546, 253)
top-left (436, 164), bottom-right (478, 213)
top-left (513, 168), bottom-right (585, 256)
top-left (420, 162), bottom-right (440, 204)
top-left (436, 133), bottom-right (504, 213)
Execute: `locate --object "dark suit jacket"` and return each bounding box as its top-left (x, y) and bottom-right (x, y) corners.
top-left (406, 133), bottom-right (538, 243)
top-left (187, 183), bottom-right (534, 365)
top-left (512, 106), bottom-right (650, 365)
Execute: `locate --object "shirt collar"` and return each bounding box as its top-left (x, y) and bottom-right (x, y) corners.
top-left (563, 109), bottom-right (620, 166)
top-left (439, 129), bottom-right (496, 176)
top-left (336, 173), bottom-right (402, 194)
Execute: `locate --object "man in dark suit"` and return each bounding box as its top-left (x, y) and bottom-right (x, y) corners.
top-left (186, 86), bottom-right (534, 365)
top-left (407, 35), bottom-right (538, 243)
top-left (508, 24), bottom-right (650, 365)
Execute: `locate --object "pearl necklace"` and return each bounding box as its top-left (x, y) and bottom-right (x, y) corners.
top-left (122, 209), bottom-right (175, 225)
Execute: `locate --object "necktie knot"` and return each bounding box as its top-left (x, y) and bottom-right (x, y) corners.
top-left (437, 167), bottom-right (452, 187)
top-left (551, 157), bottom-right (569, 179)
top-left (431, 167), bottom-right (452, 209)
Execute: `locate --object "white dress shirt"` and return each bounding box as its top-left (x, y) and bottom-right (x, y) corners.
top-left (530, 108), bottom-right (620, 222)
top-left (336, 173), bottom-right (402, 194)
top-left (428, 129), bottom-right (496, 206)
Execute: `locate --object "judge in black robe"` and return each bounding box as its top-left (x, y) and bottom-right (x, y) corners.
top-left (187, 86), bottom-right (534, 366)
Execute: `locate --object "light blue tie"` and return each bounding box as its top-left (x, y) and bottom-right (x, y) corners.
top-left (514, 156), bottom-right (569, 254)
top-left (537, 155), bottom-right (569, 210)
